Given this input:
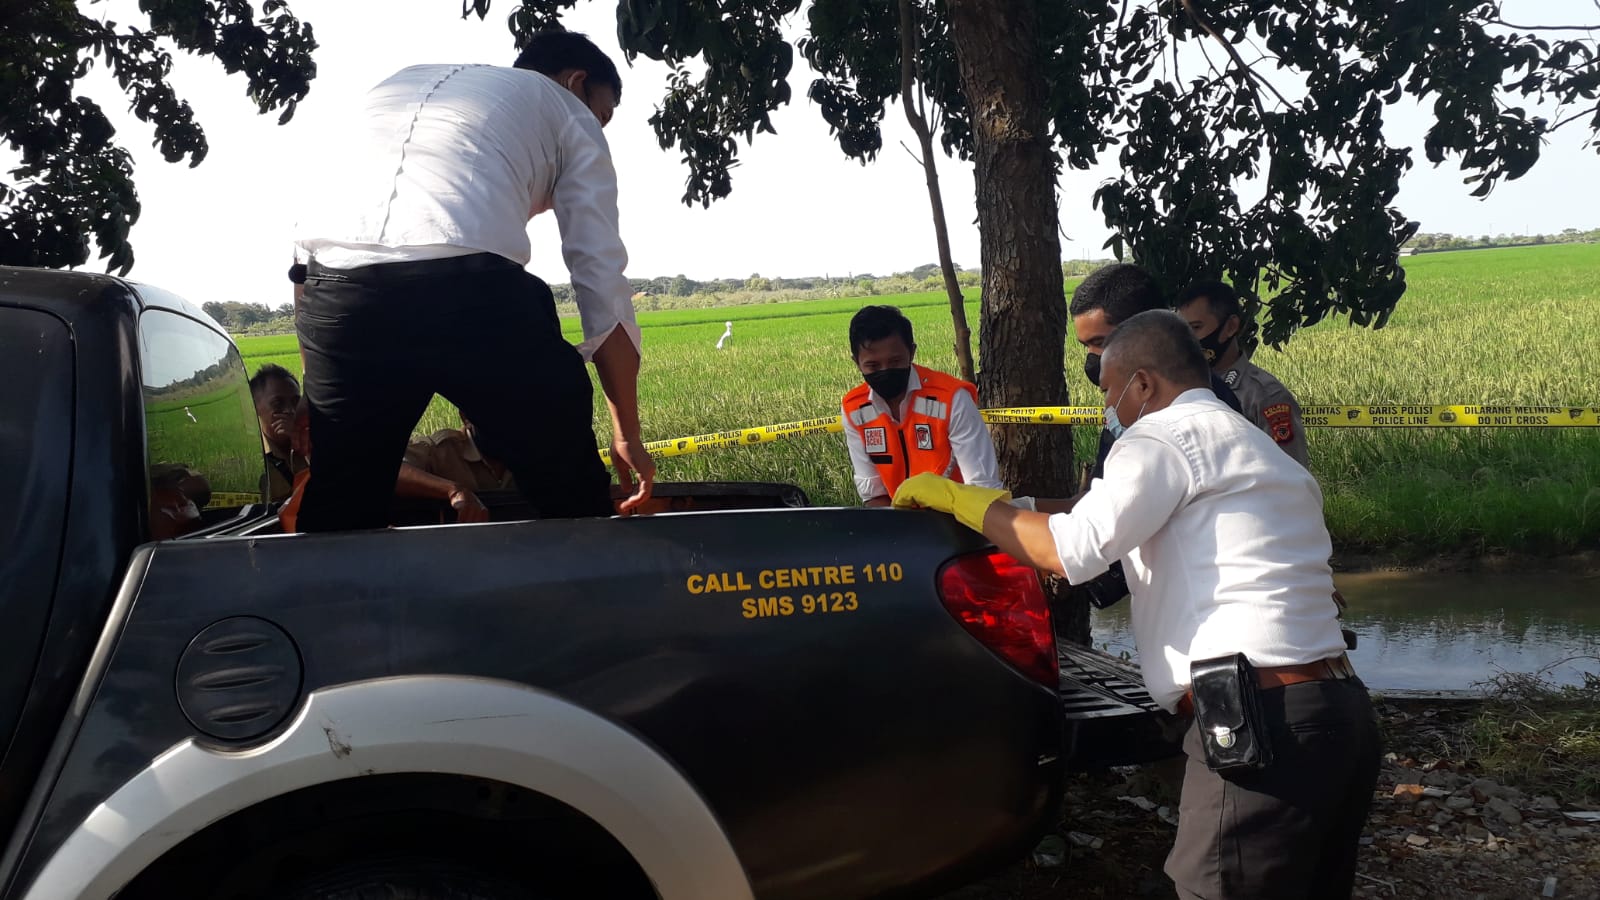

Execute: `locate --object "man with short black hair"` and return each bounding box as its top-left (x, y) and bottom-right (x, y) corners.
top-left (1176, 280), bottom-right (1309, 468)
top-left (841, 305), bottom-right (1002, 506)
top-left (894, 310), bottom-right (1380, 900)
top-left (1067, 263), bottom-right (1242, 610)
top-left (250, 363), bottom-right (307, 503)
top-left (1070, 264), bottom-right (1243, 436)
top-left (251, 363), bottom-right (490, 525)
top-left (291, 30), bottom-right (652, 532)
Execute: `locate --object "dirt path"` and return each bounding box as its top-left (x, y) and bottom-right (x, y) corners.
top-left (939, 698), bottom-right (1600, 899)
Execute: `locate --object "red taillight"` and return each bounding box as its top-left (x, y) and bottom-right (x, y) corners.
top-left (938, 550), bottom-right (1058, 686)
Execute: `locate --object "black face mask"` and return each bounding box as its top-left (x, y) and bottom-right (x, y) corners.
top-left (1083, 352), bottom-right (1102, 387)
top-left (1196, 321), bottom-right (1236, 365)
top-left (864, 366), bottom-right (913, 401)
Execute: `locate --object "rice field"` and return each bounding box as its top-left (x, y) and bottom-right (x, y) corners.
top-left (239, 243), bottom-right (1600, 555)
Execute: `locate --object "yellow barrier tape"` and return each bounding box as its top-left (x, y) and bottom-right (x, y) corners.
top-left (206, 491), bottom-right (264, 509)
top-left (1300, 405), bottom-right (1600, 427)
top-left (600, 404), bottom-right (1600, 462)
top-left (980, 407), bottom-right (1108, 426)
top-left (601, 416), bottom-right (843, 464)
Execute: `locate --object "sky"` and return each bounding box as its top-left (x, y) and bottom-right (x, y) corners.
top-left (72, 0), bottom-right (1600, 308)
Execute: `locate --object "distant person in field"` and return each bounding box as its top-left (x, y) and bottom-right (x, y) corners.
top-left (841, 305), bottom-right (1003, 507)
top-left (250, 364), bottom-right (308, 503)
top-left (290, 30), bottom-right (653, 532)
top-left (1175, 280), bottom-right (1310, 468)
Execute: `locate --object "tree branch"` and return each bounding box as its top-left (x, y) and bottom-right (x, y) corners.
top-left (897, 0), bottom-right (974, 382)
top-left (1551, 101), bottom-right (1600, 132)
top-left (1489, 19), bottom-right (1599, 32)
top-left (1179, 0), bottom-right (1293, 114)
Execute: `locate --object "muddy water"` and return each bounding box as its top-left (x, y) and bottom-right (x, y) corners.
top-left (1089, 571), bottom-right (1600, 694)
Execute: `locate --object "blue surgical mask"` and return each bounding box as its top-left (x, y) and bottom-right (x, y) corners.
top-left (1104, 375), bottom-right (1147, 441)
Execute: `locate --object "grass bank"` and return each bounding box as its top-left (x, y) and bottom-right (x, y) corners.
top-left (238, 243), bottom-right (1600, 555)
top-left (1458, 667), bottom-right (1600, 805)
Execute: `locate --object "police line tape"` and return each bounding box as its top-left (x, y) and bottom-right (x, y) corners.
top-left (599, 404), bottom-right (1600, 463)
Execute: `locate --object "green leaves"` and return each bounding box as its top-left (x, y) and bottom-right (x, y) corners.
top-left (1084, 0), bottom-right (1596, 347)
top-left (2, 0), bottom-right (317, 273)
top-left (503, 0), bottom-right (802, 205)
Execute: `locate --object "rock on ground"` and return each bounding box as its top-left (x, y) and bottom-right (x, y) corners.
top-left (935, 698), bottom-right (1600, 900)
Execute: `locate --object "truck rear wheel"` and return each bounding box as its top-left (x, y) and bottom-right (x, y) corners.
top-left (279, 858), bottom-right (538, 900)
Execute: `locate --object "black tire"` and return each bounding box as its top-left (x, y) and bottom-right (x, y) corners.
top-left (279, 858), bottom-right (540, 900)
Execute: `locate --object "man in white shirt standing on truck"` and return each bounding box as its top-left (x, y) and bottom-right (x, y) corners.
top-left (291, 31), bottom-right (653, 531)
top-left (894, 310), bottom-right (1379, 900)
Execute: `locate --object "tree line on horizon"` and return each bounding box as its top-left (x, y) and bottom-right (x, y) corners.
top-left (201, 226), bottom-right (1597, 334)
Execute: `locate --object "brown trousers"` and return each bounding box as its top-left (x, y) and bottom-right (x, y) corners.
top-left (1165, 678), bottom-right (1381, 900)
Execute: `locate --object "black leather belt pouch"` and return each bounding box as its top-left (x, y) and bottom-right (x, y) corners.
top-left (1189, 653), bottom-right (1274, 773)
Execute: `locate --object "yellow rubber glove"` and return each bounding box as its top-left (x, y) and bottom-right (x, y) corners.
top-left (892, 473), bottom-right (1012, 533)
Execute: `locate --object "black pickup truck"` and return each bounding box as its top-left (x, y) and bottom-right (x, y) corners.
top-left (0, 266), bottom-right (1167, 900)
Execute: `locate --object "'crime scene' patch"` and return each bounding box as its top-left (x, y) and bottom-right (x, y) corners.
top-left (864, 426), bottom-right (888, 455)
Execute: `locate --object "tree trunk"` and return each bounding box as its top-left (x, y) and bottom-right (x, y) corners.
top-left (898, 0), bottom-right (975, 383)
top-left (946, 0), bottom-right (1086, 644)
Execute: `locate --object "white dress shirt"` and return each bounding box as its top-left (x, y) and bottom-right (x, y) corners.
top-left (843, 367), bottom-right (1003, 501)
top-left (293, 64), bottom-right (637, 360)
top-left (1047, 389), bottom-right (1347, 711)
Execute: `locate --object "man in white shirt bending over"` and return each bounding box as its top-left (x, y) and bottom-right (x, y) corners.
top-left (894, 310), bottom-right (1379, 900)
top-left (291, 31), bottom-right (652, 531)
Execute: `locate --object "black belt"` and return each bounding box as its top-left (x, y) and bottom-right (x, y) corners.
top-left (306, 252), bottom-right (520, 284)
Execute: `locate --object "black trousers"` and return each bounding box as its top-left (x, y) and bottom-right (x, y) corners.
top-left (294, 254), bottom-right (611, 532)
top-left (1165, 678), bottom-right (1381, 900)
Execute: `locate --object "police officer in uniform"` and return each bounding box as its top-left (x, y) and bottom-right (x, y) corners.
top-left (251, 364), bottom-right (309, 503)
top-left (1176, 280), bottom-right (1309, 468)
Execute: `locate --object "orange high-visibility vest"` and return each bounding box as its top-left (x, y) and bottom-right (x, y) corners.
top-left (277, 467), bottom-right (310, 533)
top-left (842, 365), bottom-right (979, 500)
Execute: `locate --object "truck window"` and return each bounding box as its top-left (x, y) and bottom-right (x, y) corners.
top-left (137, 310), bottom-right (265, 538)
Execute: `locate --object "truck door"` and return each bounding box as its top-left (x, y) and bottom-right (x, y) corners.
top-left (0, 307), bottom-right (75, 791)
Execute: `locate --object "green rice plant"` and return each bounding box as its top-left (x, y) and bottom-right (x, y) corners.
top-left (238, 244), bottom-right (1600, 552)
top-left (145, 383), bottom-right (264, 498)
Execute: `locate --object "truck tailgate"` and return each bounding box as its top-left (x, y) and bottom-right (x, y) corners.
top-left (1058, 640), bottom-right (1185, 770)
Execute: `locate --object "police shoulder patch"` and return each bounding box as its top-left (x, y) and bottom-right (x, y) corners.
top-left (1263, 403), bottom-right (1294, 444)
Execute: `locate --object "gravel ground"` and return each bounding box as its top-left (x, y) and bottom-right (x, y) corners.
top-left (938, 698), bottom-right (1600, 899)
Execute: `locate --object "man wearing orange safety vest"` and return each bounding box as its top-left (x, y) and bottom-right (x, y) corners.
top-left (841, 305), bottom-right (1004, 506)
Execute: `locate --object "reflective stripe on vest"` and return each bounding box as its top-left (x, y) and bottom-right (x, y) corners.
top-left (842, 365), bottom-right (979, 499)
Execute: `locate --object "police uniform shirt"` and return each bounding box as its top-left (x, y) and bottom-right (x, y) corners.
top-left (1048, 389), bottom-right (1347, 711)
top-left (262, 436), bottom-right (309, 503)
top-left (1223, 355), bottom-right (1309, 469)
top-left (843, 367), bottom-right (1003, 502)
top-left (404, 429), bottom-right (519, 495)
top-left (293, 64), bottom-right (637, 362)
